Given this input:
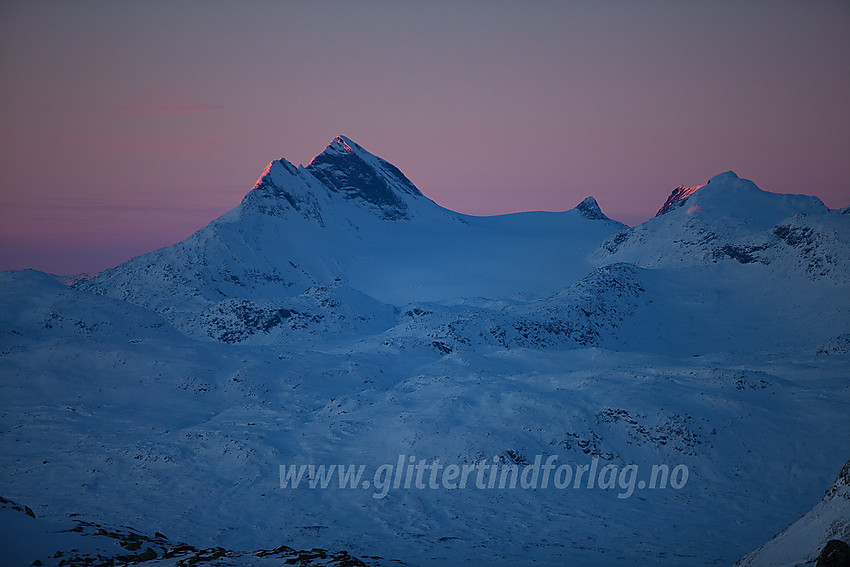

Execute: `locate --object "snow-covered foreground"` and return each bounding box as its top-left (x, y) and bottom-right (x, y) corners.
top-left (1, 137), bottom-right (848, 566)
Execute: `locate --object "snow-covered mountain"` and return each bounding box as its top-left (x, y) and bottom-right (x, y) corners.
top-left (596, 171), bottom-right (850, 284)
top-left (79, 135), bottom-right (625, 343)
top-left (1, 137), bottom-right (848, 566)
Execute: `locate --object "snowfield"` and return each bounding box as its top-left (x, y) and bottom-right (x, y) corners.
top-left (1, 136), bottom-right (848, 566)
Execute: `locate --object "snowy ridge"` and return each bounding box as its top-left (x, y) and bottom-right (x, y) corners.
top-left (655, 183), bottom-right (704, 216)
top-left (384, 263), bottom-right (646, 353)
top-left (243, 157), bottom-right (326, 222)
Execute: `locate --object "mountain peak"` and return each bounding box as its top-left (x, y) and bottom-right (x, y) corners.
top-left (305, 135), bottom-right (423, 220)
top-left (707, 170), bottom-right (740, 184)
top-left (655, 172), bottom-right (749, 217)
top-left (333, 134), bottom-right (354, 146)
top-left (575, 196), bottom-right (608, 220)
top-left (318, 135), bottom-right (361, 158)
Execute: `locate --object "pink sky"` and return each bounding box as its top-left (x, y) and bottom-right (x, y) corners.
top-left (1, 1), bottom-right (849, 275)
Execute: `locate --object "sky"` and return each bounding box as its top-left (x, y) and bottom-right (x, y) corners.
top-left (1, 1), bottom-right (849, 275)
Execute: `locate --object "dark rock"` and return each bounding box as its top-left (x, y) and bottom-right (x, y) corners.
top-left (137, 548), bottom-right (157, 562)
top-left (774, 223), bottom-right (815, 248)
top-left (432, 341), bottom-right (452, 354)
top-left (601, 230), bottom-right (630, 254)
top-left (817, 539), bottom-right (850, 567)
top-left (712, 244), bottom-right (769, 264)
top-left (306, 137), bottom-right (421, 220)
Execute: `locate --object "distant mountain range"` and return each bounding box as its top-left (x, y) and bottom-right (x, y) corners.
top-left (1, 136), bottom-right (848, 566)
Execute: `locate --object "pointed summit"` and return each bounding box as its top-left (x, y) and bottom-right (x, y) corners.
top-left (306, 135), bottom-right (423, 219)
top-left (309, 135), bottom-right (393, 166)
top-left (241, 135), bottom-right (431, 223)
top-left (312, 135), bottom-right (361, 160)
top-left (332, 134), bottom-right (355, 149)
top-left (575, 196), bottom-right (609, 221)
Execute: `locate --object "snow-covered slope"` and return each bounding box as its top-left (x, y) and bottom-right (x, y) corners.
top-left (2, 144), bottom-right (848, 566)
top-left (735, 460), bottom-right (850, 567)
top-left (2, 285), bottom-right (847, 565)
top-left (0, 269), bottom-right (179, 343)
